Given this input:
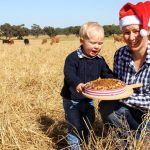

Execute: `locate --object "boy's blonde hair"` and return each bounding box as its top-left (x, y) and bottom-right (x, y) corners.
top-left (79, 22), bottom-right (104, 40)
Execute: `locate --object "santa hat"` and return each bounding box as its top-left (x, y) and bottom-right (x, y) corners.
top-left (119, 1), bottom-right (150, 37)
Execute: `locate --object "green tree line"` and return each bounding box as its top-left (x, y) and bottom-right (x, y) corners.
top-left (0, 23), bottom-right (121, 39)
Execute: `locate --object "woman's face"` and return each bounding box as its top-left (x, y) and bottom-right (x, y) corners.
top-left (122, 24), bottom-right (148, 53)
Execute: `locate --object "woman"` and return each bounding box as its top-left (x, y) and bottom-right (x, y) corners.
top-left (99, 1), bottom-right (150, 142)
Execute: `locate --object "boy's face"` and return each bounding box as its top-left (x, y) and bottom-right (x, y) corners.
top-left (80, 34), bottom-right (104, 57)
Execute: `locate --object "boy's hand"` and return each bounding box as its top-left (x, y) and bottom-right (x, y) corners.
top-left (76, 83), bottom-right (86, 93)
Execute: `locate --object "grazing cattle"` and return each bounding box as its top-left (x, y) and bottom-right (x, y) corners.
top-left (41, 38), bottom-right (47, 44)
top-left (113, 34), bottom-right (124, 43)
top-left (24, 39), bottom-right (29, 45)
top-left (2, 39), bottom-right (14, 44)
top-left (50, 36), bottom-right (60, 45)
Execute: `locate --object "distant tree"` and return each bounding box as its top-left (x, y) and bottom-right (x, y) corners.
top-left (0, 23), bottom-right (13, 39)
top-left (55, 28), bottom-right (63, 35)
top-left (12, 24), bottom-right (29, 39)
top-left (43, 26), bottom-right (56, 37)
top-left (0, 23), bottom-right (29, 39)
top-left (103, 25), bottom-right (121, 37)
top-left (71, 26), bottom-right (80, 37)
top-left (31, 24), bottom-right (43, 38)
top-left (67, 26), bottom-right (74, 34)
top-left (0, 29), bottom-right (3, 39)
top-left (63, 28), bottom-right (70, 36)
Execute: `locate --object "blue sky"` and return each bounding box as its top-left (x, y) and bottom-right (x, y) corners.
top-left (0, 0), bottom-right (143, 29)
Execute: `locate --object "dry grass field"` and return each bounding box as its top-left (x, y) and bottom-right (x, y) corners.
top-left (0, 35), bottom-right (148, 150)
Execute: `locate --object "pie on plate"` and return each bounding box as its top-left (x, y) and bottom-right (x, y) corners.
top-left (84, 78), bottom-right (126, 96)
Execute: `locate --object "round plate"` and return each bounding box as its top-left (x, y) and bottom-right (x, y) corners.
top-left (82, 85), bottom-right (133, 100)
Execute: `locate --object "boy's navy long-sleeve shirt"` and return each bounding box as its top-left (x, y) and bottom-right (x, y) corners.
top-left (61, 47), bottom-right (114, 101)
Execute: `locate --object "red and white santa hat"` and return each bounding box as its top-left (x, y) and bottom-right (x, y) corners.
top-left (119, 1), bottom-right (150, 37)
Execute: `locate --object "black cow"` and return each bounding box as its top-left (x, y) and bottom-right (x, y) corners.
top-left (24, 39), bottom-right (29, 45)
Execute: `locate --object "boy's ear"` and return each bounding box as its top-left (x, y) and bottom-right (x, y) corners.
top-left (80, 38), bottom-right (84, 44)
top-left (148, 28), bottom-right (150, 40)
top-left (148, 28), bottom-right (150, 34)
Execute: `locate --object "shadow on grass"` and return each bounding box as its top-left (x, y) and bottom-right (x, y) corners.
top-left (37, 115), bottom-right (105, 150)
top-left (93, 118), bottom-right (106, 137)
top-left (37, 115), bottom-right (68, 150)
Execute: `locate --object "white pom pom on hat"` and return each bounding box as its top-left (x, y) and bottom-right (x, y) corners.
top-left (140, 29), bottom-right (148, 37)
top-left (119, 1), bottom-right (150, 37)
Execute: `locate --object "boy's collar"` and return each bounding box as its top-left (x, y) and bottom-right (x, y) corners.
top-left (77, 45), bottom-right (101, 59)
